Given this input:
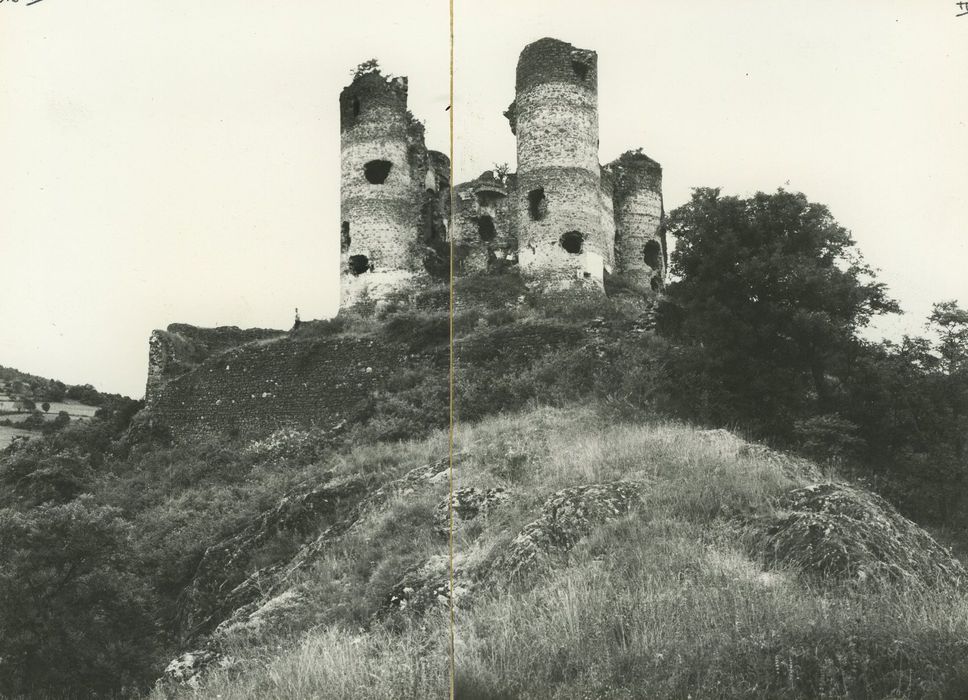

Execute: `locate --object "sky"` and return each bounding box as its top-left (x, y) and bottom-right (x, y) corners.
top-left (1, 1), bottom-right (966, 398)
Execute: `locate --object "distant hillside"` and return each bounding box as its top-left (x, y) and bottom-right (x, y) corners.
top-left (0, 364), bottom-right (130, 405)
top-left (0, 365), bottom-right (137, 448)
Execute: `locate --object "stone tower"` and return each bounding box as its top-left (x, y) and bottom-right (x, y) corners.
top-left (507, 37), bottom-right (611, 289)
top-left (339, 68), bottom-right (427, 308)
top-left (610, 150), bottom-right (665, 291)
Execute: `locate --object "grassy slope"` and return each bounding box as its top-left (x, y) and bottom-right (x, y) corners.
top-left (156, 403), bottom-right (968, 700)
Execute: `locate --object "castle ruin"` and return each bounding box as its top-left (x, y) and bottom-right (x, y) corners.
top-left (340, 37), bottom-right (666, 306)
top-left (144, 37), bottom-right (664, 441)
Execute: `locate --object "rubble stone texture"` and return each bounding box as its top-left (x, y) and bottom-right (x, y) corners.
top-left (338, 69), bottom-right (450, 307)
top-left (340, 37), bottom-right (665, 306)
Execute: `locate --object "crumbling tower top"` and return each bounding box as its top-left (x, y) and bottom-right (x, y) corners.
top-left (339, 70), bottom-right (409, 132)
top-left (515, 37), bottom-right (598, 94)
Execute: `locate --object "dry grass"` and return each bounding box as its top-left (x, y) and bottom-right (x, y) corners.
top-left (156, 403), bottom-right (968, 699)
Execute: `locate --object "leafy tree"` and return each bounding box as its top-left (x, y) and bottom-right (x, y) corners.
top-left (41, 401), bottom-right (50, 413)
top-left (52, 410), bottom-right (71, 430)
top-left (352, 57), bottom-right (381, 78)
top-left (0, 497), bottom-right (161, 696)
top-left (927, 301), bottom-right (968, 375)
top-left (66, 383), bottom-right (103, 406)
top-left (658, 188), bottom-right (899, 437)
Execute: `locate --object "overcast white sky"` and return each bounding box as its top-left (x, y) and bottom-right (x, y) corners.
top-left (1, 1), bottom-right (966, 398)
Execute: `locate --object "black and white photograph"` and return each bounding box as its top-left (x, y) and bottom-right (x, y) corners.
top-left (2, 1), bottom-right (968, 697)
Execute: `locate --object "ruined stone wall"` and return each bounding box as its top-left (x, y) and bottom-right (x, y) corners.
top-left (339, 71), bottom-right (429, 308)
top-left (608, 151), bottom-right (665, 292)
top-left (453, 171), bottom-right (516, 274)
top-left (146, 324), bottom-right (285, 405)
top-left (599, 168), bottom-right (616, 273)
top-left (510, 38), bottom-right (607, 290)
top-left (147, 332), bottom-right (441, 441)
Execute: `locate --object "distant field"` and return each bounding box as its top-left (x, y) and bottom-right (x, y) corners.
top-left (0, 400), bottom-right (98, 421)
top-left (0, 425), bottom-right (33, 448)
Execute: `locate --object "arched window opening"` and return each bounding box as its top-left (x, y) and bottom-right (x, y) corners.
top-left (364, 160), bottom-right (392, 184)
top-left (477, 215), bottom-right (496, 242)
top-left (352, 97), bottom-right (361, 117)
top-left (348, 255), bottom-right (371, 276)
top-left (644, 240), bottom-right (662, 270)
top-left (560, 231), bottom-right (584, 254)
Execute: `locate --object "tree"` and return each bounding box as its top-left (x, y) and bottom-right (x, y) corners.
top-left (41, 402), bottom-right (50, 413)
top-left (658, 188), bottom-right (899, 437)
top-left (0, 497), bottom-right (160, 696)
top-left (927, 301), bottom-right (968, 375)
top-left (352, 58), bottom-right (381, 78)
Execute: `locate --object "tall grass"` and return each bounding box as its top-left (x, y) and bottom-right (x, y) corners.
top-left (152, 619), bottom-right (448, 700)
top-left (157, 403), bottom-right (968, 699)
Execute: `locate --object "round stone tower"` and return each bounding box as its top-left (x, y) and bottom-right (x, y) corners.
top-left (508, 37), bottom-right (609, 289)
top-left (339, 68), bottom-right (426, 308)
top-left (610, 150), bottom-right (665, 292)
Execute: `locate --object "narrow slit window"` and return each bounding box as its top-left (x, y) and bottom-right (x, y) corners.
top-left (644, 240), bottom-right (662, 270)
top-left (341, 222), bottom-right (351, 252)
top-left (528, 188), bottom-right (547, 220)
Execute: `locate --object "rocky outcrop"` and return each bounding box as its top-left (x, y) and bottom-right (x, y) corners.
top-left (752, 482), bottom-right (966, 587)
top-left (163, 457), bottom-right (453, 684)
top-left (176, 472), bottom-right (370, 639)
top-left (387, 554), bottom-right (460, 614)
top-left (498, 481), bottom-right (644, 580)
top-left (433, 486), bottom-right (509, 535)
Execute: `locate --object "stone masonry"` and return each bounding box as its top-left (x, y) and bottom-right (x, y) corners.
top-left (340, 36), bottom-right (666, 307)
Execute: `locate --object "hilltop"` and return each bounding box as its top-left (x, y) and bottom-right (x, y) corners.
top-left (3, 284), bottom-right (968, 698)
top-left (151, 402), bottom-right (968, 699)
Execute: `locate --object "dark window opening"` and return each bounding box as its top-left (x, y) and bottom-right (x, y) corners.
top-left (352, 97), bottom-right (361, 117)
top-left (583, 272), bottom-right (591, 278)
top-left (572, 60), bottom-right (589, 81)
top-left (560, 231), bottom-right (584, 254)
top-left (341, 222), bottom-right (351, 252)
top-left (364, 160), bottom-right (392, 184)
top-left (477, 215), bottom-right (496, 242)
top-left (528, 188), bottom-right (547, 220)
top-left (644, 240), bottom-right (662, 270)
top-left (348, 254), bottom-right (371, 276)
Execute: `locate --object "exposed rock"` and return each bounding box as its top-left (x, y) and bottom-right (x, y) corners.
top-left (164, 457), bottom-right (454, 685)
top-left (752, 482), bottom-right (966, 587)
top-left (387, 555), bottom-right (457, 614)
top-left (498, 481), bottom-right (644, 580)
top-left (161, 649), bottom-right (231, 688)
top-left (176, 472), bottom-right (370, 638)
top-left (434, 486), bottom-right (509, 535)
top-left (214, 588), bottom-right (305, 639)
